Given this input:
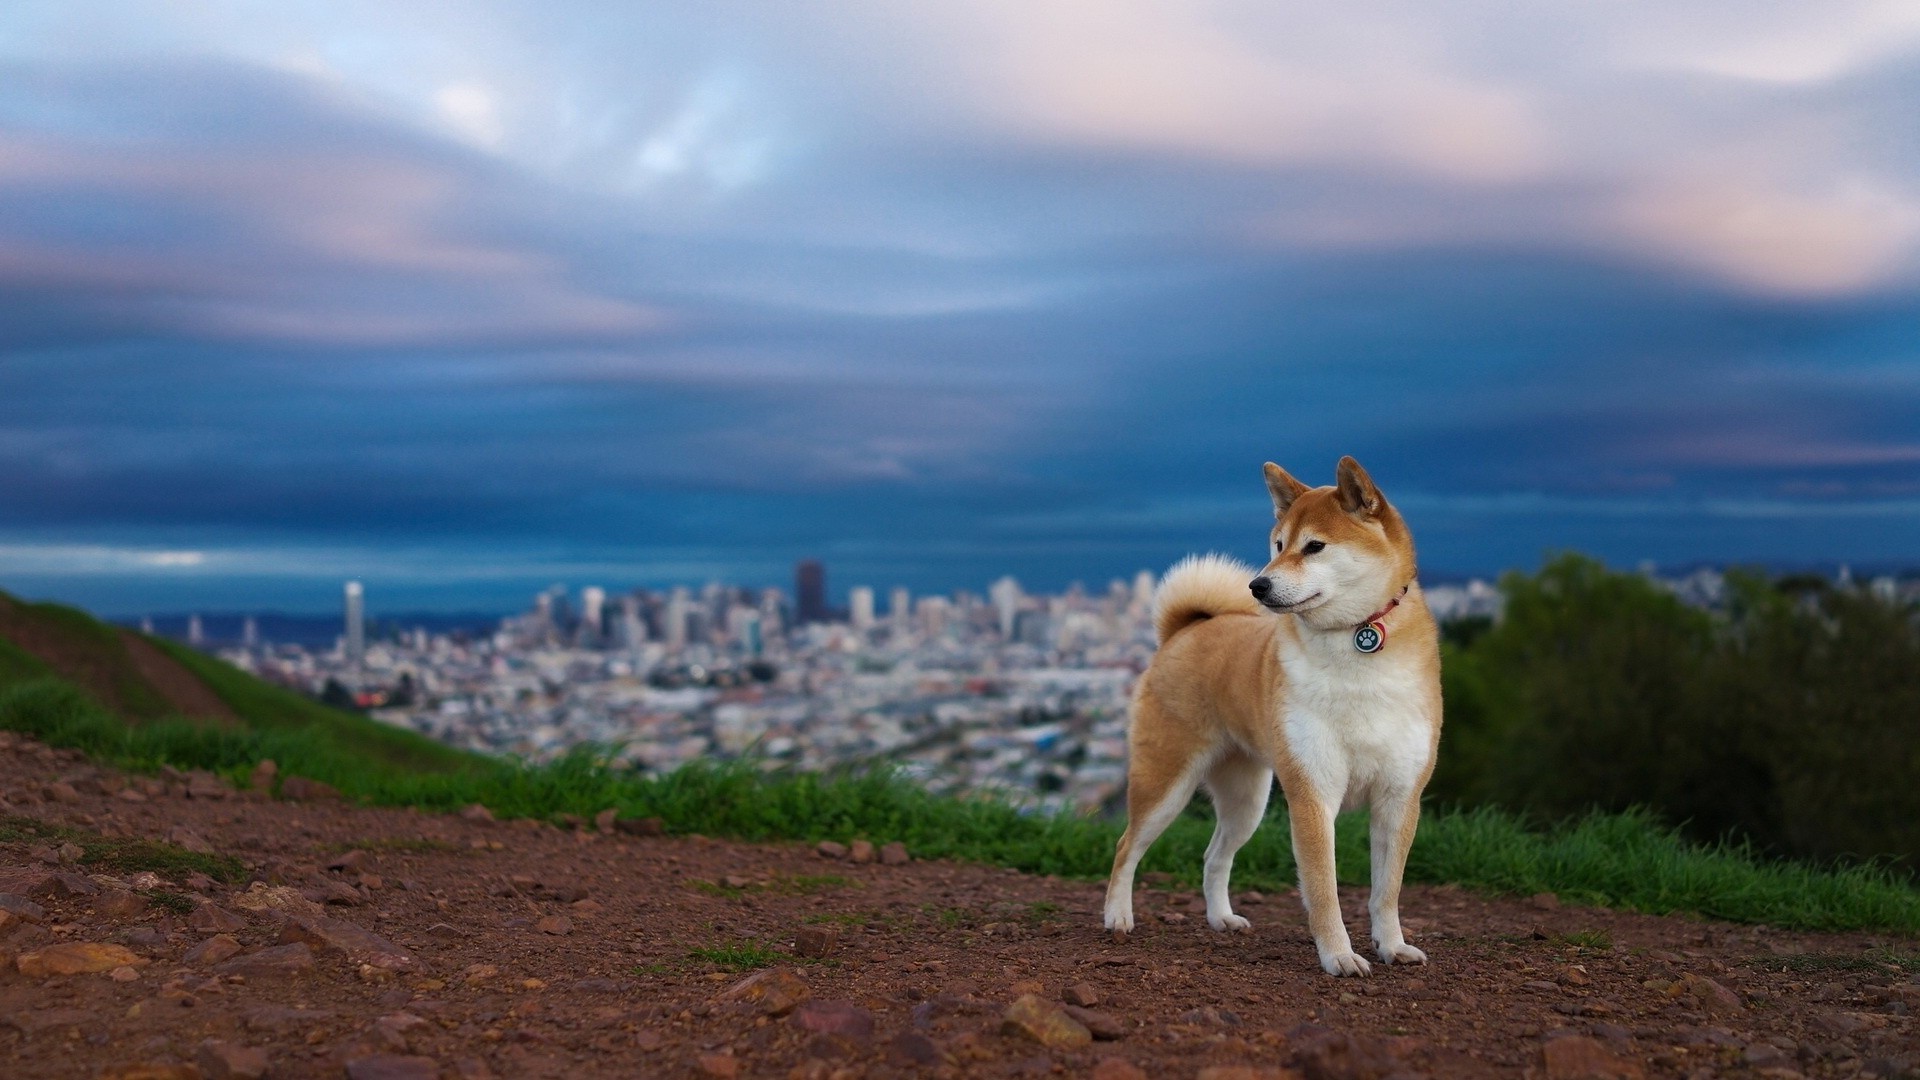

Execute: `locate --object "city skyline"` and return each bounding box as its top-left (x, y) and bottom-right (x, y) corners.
top-left (3, 4), bottom-right (1918, 614)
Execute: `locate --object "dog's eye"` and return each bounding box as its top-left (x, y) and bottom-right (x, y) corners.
top-left (1303, 540), bottom-right (1326, 555)
top-left (1273, 538), bottom-right (1283, 552)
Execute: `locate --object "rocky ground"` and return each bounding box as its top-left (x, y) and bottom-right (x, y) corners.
top-left (0, 732), bottom-right (1915, 1079)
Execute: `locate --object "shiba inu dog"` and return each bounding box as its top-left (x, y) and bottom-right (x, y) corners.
top-left (1103, 456), bottom-right (1441, 977)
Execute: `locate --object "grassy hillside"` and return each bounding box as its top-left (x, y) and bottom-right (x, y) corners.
top-left (0, 590), bottom-right (476, 777)
top-left (1, 590), bottom-right (1917, 935)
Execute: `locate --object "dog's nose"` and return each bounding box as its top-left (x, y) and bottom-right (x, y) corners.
top-left (1249, 577), bottom-right (1272, 600)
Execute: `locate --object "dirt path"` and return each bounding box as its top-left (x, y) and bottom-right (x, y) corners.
top-left (0, 734), bottom-right (1913, 1080)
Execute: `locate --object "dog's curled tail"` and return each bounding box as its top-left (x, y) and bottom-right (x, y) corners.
top-left (1152, 553), bottom-right (1262, 645)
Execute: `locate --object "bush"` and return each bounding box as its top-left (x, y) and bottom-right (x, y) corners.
top-left (1431, 555), bottom-right (1920, 871)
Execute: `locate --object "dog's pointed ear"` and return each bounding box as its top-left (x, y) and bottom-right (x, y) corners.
top-left (1264, 462), bottom-right (1309, 517)
top-left (1335, 455), bottom-right (1383, 517)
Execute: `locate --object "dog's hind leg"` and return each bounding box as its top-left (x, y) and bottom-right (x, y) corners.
top-left (1104, 713), bottom-right (1207, 935)
top-left (1201, 752), bottom-right (1271, 931)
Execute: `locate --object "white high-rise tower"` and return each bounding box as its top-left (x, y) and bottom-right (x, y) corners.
top-left (343, 581), bottom-right (366, 665)
top-left (849, 586), bottom-right (875, 631)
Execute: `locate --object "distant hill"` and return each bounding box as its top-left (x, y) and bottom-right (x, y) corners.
top-left (0, 590), bottom-right (472, 775)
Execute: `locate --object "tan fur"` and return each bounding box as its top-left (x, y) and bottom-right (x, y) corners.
top-left (1105, 456), bottom-right (1443, 978)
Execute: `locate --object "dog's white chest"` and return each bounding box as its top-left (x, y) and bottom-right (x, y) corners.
top-left (1278, 641), bottom-right (1432, 811)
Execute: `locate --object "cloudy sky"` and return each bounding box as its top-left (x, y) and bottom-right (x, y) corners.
top-left (3, 1), bottom-right (1918, 615)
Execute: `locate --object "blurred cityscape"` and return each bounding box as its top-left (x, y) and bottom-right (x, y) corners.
top-left (153, 561), bottom-right (1910, 815)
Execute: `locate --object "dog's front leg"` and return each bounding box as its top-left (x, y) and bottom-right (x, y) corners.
top-left (1367, 787), bottom-right (1427, 966)
top-left (1289, 794), bottom-right (1369, 977)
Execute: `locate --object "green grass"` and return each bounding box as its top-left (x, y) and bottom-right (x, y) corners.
top-left (687, 940), bottom-right (786, 971)
top-left (146, 890), bottom-right (197, 915)
top-left (2, 642), bottom-right (1918, 935)
top-left (0, 813), bottom-right (248, 883)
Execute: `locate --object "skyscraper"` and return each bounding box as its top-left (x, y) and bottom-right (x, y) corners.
top-left (795, 560), bottom-right (828, 625)
top-left (580, 586), bottom-right (606, 644)
top-left (849, 586), bottom-right (875, 630)
top-left (187, 614), bottom-right (204, 648)
top-left (890, 586), bottom-right (911, 636)
top-left (990, 576), bottom-right (1022, 640)
top-left (343, 581), bottom-right (365, 665)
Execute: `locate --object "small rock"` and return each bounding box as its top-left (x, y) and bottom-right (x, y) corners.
top-left (248, 759), bottom-right (278, 792)
top-left (278, 914), bottom-right (417, 970)
top-left (329, 849), bottom-right (374, 873)
top-left (615, 816), bottom-right (664, 836)
top-left (0, 894), bottom-right (48, 924)
top-left (344, 1055), bottom-right (440, 1080)
top-left (231, 883), bottom-right (324, 918)
top-left (17, 942), bottom-right (148, 976)
top-left (213, 943), bottom-right (316, 979)
top-left (1091, 1060), bottom-right (1150, 1080)
top-left (196, 1039), bottom-right (270, 1079)
top-left (1678, 972), bottom-right (1744, 1015)
top-left (554, 812), bottom-right (585, 830)
top-left (126, 871), bottom-right (162, 891)
top-left (185, 935), bottom-right (244, 965)
top-left (1159, 911), bottom-right (1189, 924)
top-left (849, 840), bottom-right (876, 864)
top-left (94, 889), bottom-right (149, 919)
top-left (791, 1000), bottom-right (876, 1042)
top-left (1530, 892), bottom-right (1561, 911)
top-left (307, 879), bottom-right (365, 906)
top-left (722, 874), bottom-right (754, 889)
top-left (278, 776), bottom-right (339, 801)
top-left (594, 808), bottom-right (618, 834)
top-left (116, 788), bottom-right (149, 803)
top-left (879, 842), bottom-right (910, 866)
top-left (188, 903), bottom-right (249, 933)
top-left (1064, 982), bottom-right (1101, 1007)
top-left (1062, 1004), bottom-right (1127, 1040)
top-left (695, 1052), bottom-right (738, 1078)
top-left (165, 826), bottom-right (215, 855)
top-left (56, 841), bottom-right (83, 863)
top-left (794, 926), bottom-right (839, 958)
top-left (44, 781), bottom-right (82, 804)
top-left (890, 1031), bottom-right (944, 1066)
top-left (1288, 1026), bottom-right (1415, 1080)
top-left (109, 965), bottom-right (141, 982)
top-left (534, 915), bottom-right (572, 936)
top-left (1540, 1033), bottom-right (1646, 1080)
top-left (815, 840), bottom-right (849, 860)
top-left (459, 803), bottom-right (494, 823)
top-left (718, 967), bottom-right (811, 1016)
top-left (1002, 994), bottom-right (1092, 1050)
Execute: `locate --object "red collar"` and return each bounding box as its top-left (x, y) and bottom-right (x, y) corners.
top-left (1352, 584), bottom-right (1410, 654)
top-left (1362, 584), bottom-right (1410, 628)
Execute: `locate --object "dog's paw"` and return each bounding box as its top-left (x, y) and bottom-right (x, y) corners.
top-left (1319, 950), bottom-right (1373, 978)
top-left (1207, 912), bottom-right (1252, 932)
top-left (1103, 909), bottom-right (1135, 934)
top-left (1376, 942), bottom-right (1427, 966)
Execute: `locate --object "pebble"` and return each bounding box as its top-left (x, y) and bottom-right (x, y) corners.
top-left (1091, 1060), bottom-right (1150, 1080)
top-left (1064, 982), bottom-right (1101, 1007)
top-left (196, 1039), bottom-right (270, 1079)
top-left (1001, 994), bottom-right (1092, 1050)
top-left (615, 816), bottom-right (664, 836)
top-left (279, 914), bottom-right (417, 971)
top-left (849, 840), bottom-right (876, 864)
top-left (187, 904), bottom-right (248, 933)
top-left (44, 781), bottom-right (82, 804)
top-left (794, 926), bottom-right (839, 958)
top-left (344, 1054), bottom-right (441, 1080)
top-left (879, 842), bottom-right (910, 866)
top-left (815, 841), bottom-right (849, 860)
top-left (1531, 892), bottom-right (1562, 911)
top-left (213, 942), bottom-right (316, 979)
top-left (184, 935), bottom-right (244, 966)
top-left (109, 965), bottom-right (142, 982)
top-left (719, 967), bottom-right (811, 1017)
top-left (0, 893), bottom-right (48, 924)
top-left (791, 1000), bottom-right (876, 1042)
top-left (594, 808), bottom-right (618, 833)
top-left (1677, 972), bottom-right (1744, 1015)
top-left (1061, 1005), bottom-right (1128, 1041)
top-left (329, 849), bottom-right (374, 873)
top-left (1540, 1033), bottom-right (1646, 1080)
top-left (17, 942), bottom-right (148, 976)
top-left (889, 1031), bottom-right (943, 1066)
top-left (94, 889), bottom-right (149, 919)
top-left (695, 1052), bottom-right (738, 1078)
top-left (535, 915), bottom-right (572, 936)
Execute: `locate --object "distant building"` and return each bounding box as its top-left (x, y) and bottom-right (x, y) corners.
top-left (890, 586), bottom-right (911, 636)
top-left (343, 581), bottom-right (365, 665)
top-left (241, 616), bottom-right (259, 650)
top-left (849, 586), bottom-right (875, 630)
top-left (187, 614), bottom-right (205, 648)
top-left (665, 587), bottom-right (690, 651)
top-left (990, 576), bottom-right (1022, 640)
top-left (580, 586), bottom-right (606, 645)
top-left (795, 560), bottom-right (829, 625)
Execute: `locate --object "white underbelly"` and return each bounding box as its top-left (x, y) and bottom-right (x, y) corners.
top-left (1281, 669), bottom-right (1432, 812)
